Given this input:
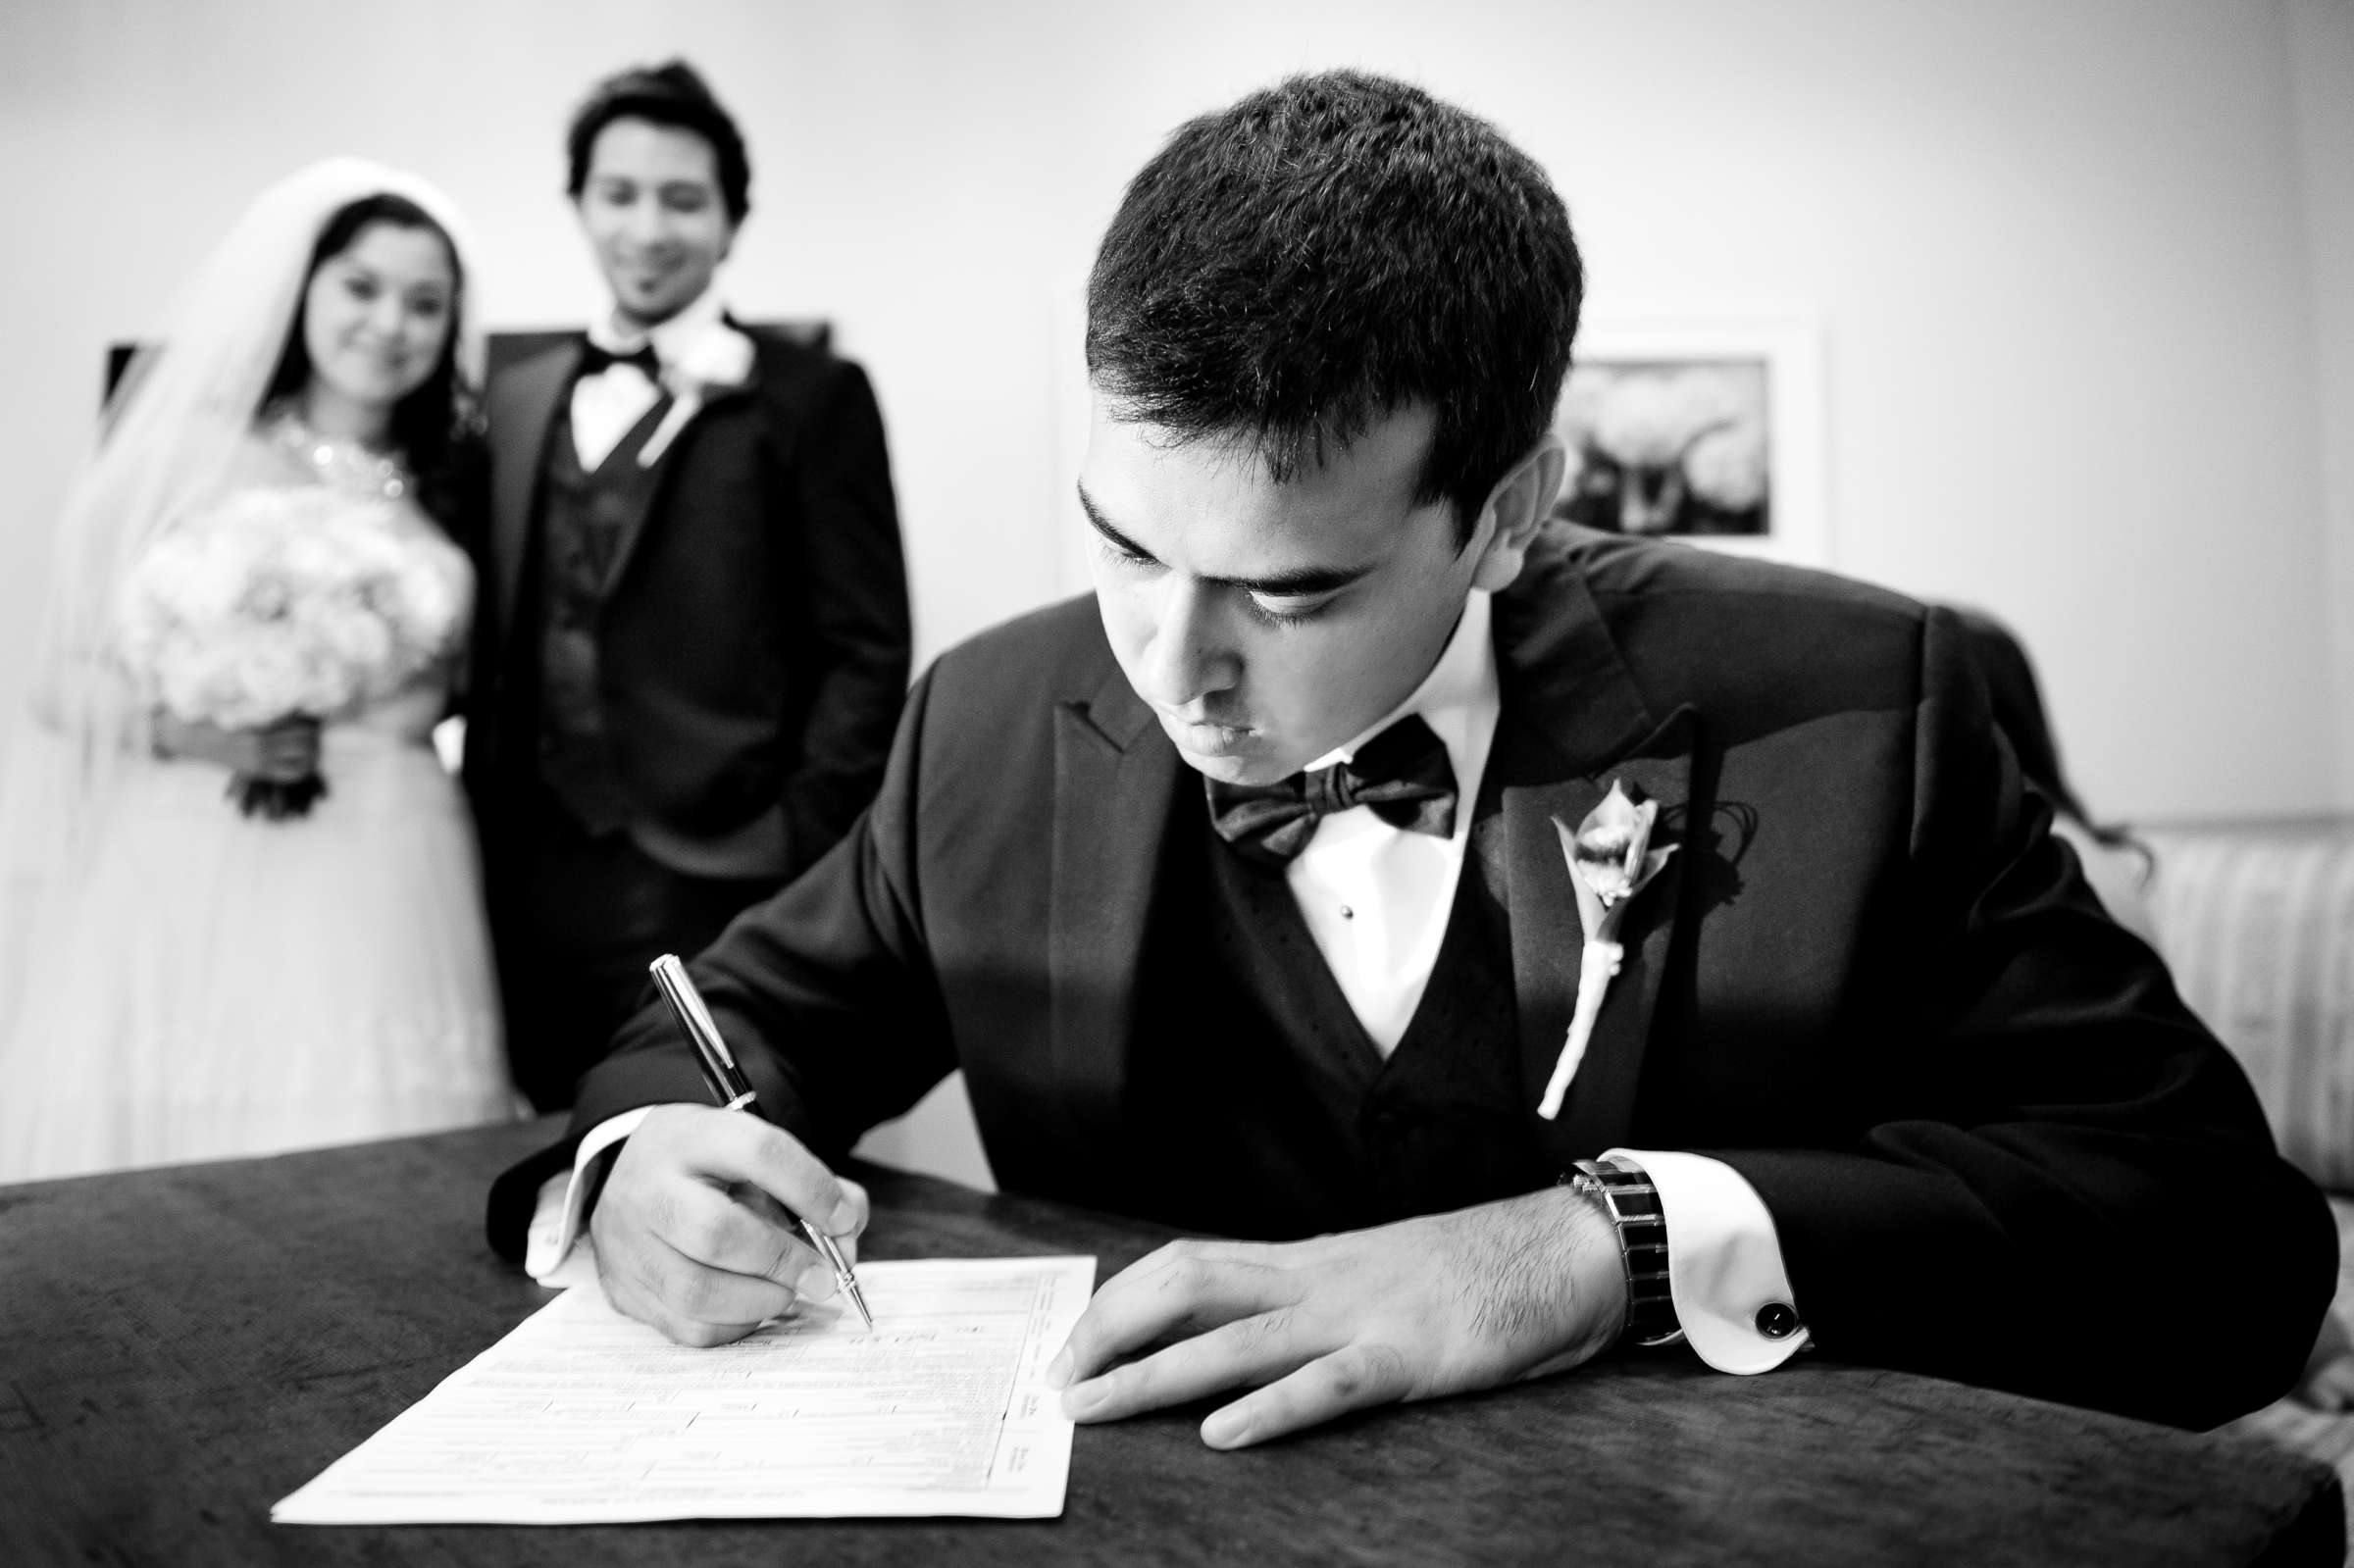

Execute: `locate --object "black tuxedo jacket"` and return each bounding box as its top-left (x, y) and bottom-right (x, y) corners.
top-left (465, 327), bottom-right (909, 880)
top-left (493, 526), bottom-right (2334, 1430)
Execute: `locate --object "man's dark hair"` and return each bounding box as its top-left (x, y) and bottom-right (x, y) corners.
top-left (565, 60), bottom-right (751, 225)
top-left (1087, 70), bottom-right (1583, 542)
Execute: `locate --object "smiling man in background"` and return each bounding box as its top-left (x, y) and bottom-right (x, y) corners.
top-left (466, 61), bottom-right (910, 1112)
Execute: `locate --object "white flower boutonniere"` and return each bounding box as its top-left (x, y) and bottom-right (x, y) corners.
top-left (1537, 779), bottom-right (1677, 1120)
top-left (639, 322), bottom-right (756, 467)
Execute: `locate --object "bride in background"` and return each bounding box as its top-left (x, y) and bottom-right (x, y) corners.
top-left (0, 159), bottom-right (515, 1181)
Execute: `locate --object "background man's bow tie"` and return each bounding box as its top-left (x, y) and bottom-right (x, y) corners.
top-left (579, 340), bottom-right (662, 380)
top-left (1206, 713), bottom-right (1457, 866)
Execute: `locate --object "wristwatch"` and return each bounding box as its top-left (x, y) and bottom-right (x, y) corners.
top-left (1563, 1157), bottom-right (1681, 1346)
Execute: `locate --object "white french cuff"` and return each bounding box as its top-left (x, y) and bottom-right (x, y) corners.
top-left (1606, 1147), bottom-right (1812, 1374)
top-left (523, 1107), bottom-right (655, 1287)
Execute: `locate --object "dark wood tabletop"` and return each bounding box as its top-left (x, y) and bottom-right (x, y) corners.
top-left (1, 1117), bottom-right (2341, 1567)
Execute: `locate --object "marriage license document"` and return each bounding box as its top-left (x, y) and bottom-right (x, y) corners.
top-left (273, 1255), bottom-right (1096, 1524)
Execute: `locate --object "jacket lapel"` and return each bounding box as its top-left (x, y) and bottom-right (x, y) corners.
top-left (1489, 565), bottom-right (1699, 1163)
top-left (486, 341), bottom-right (579, 648)
top-left (1047, 665), bottom-right (1183, 1176)
top-left (596, 370), bottom-right (762, 600)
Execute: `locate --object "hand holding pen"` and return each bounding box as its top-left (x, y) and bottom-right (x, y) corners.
top-left (576, 957), bottom-right (874, 1346)
top-left (586, 1102), bottom-right (873, 1348)
top-left (648, 954), bottom-right (876, 1330)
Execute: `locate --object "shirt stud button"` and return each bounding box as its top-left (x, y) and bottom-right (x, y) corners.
top-left (1338, 904), bottom-right (1354, 920)
top-left (1755, 1302), bottom-right (1801, 1340)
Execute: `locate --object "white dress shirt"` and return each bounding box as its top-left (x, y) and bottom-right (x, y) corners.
top-left (570, 286), bottom-right (730, 471)
top-left (531, 589), bottom-right (1812, 1373)
top-left (1286, 592), bottom-right (1498, 1054)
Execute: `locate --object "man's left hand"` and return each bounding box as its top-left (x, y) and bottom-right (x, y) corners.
top-left (1045, 1184), bottom-right (1628, 1448)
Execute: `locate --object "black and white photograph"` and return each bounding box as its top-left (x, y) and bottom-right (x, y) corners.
top-left (1550, 315), bottom-right (1832, 572)
top-left (1558, 355), bottom-right (1775, 540)
top-left (2, 2), bottom-right (2350, 1564)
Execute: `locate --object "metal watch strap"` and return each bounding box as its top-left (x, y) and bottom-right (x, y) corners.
top-left (1563, 1157), bottom-right (1680, 1346)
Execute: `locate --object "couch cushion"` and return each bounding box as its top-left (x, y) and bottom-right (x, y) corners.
top-left (2142, 821), bottom-right (2354, 1194)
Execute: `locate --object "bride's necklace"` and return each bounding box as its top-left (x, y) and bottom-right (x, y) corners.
top-left (264, 406), bottom-right (412, 501)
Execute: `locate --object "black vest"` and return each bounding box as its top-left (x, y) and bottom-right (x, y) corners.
top-left (532, 395), bottom-right (673, 834)
top-left (1118, 791), bottom-right (1544, 1239)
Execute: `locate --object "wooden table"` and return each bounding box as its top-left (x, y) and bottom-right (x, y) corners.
top-left (1, 1119), bottom-right (2341, 1566)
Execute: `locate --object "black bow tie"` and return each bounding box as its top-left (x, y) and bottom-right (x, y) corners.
top-left (1205, 713), bottom-right (1458, 867)
top-left (578, 340), bottom-right (661, 380)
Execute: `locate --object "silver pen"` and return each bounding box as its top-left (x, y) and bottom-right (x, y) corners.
top-left (648, 954), bottom-right (875, 1330)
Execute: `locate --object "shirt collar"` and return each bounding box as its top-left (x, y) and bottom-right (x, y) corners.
top-left (588, 286), bottom-right (728, 369)
top-left (1307, 589), bottom-right (1501, 815)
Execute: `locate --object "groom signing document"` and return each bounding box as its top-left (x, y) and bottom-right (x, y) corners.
top-left (491, 70), bottom-right (2337, 1449)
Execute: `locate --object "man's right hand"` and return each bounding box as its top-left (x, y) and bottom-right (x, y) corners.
top-left (588, 1105), bottom-right (870, 1347)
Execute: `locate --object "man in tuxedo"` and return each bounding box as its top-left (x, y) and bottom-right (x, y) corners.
top-left (468, 62), bottom-right (910, 1111)
top-left (489, 71), bottom-right (2334, 1444)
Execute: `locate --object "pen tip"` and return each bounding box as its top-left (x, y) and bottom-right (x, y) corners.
top-left (848, 1285), bottom-right (875, 1331)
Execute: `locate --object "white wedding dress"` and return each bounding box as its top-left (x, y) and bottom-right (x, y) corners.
top-left (0, 474), bottom-right (515, 1182)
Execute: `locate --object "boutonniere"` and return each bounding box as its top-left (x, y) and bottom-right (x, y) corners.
top-left (1537, 779), bottom-right (1676, 1120)
top-left (639, 322), bottom-right (756, 467)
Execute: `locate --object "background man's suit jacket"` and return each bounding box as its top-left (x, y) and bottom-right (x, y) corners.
top-left (492, 525), bottom-right (2335, 1430)
top-left (465, 328), bottom-right (910, 880)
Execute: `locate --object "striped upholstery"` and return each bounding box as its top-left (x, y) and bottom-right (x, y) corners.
top-left (2114, 825), bottom-right (2351, 1488)
top-left (2141, 821), bottom-right (2354, 1194)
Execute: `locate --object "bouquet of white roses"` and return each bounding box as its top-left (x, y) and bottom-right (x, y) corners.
top-left (113, 484), bottom-right (464, 818)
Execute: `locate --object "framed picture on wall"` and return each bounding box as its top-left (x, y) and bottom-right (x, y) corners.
top-left (1554, 317), bottom-right (1826, 567)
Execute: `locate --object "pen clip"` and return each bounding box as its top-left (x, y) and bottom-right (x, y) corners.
top-left (650, 953), bottom-right (743, 1105)
top-left (658, 957), bottom-right (737, 1071)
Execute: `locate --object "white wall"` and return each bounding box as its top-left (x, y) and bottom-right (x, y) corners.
top-left (3, 0), bottom-right (2348, 1178)
top-left (2287, 0), bottom-right (2354, 819)
top-left (3, 0), bottom-right (2345, 812)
